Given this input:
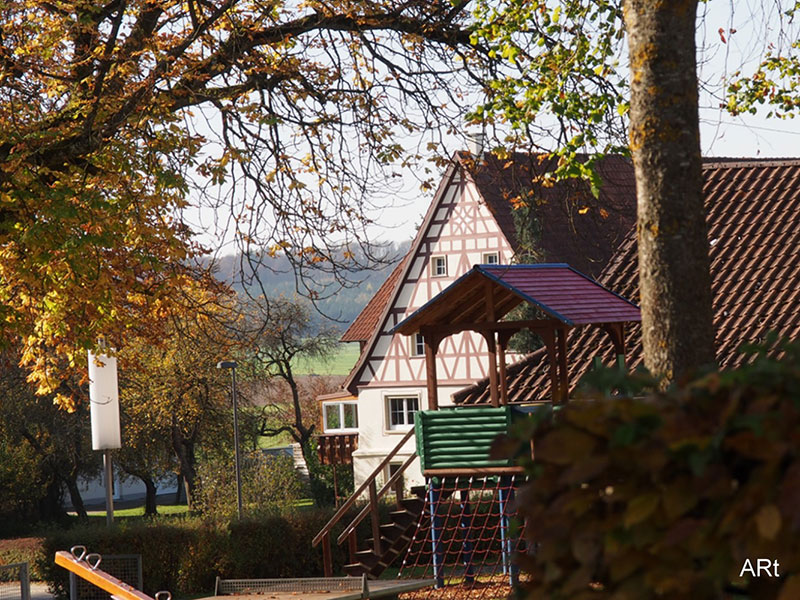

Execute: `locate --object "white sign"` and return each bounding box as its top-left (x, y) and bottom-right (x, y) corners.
top-left (88, 351), bottom-right (121, 450)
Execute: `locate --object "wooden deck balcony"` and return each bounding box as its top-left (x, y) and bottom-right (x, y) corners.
top-left (316, 432), bottom-right (359, 465)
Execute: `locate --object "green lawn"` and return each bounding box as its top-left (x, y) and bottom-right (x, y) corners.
top-left (293, 342), bottom-right (360, 376)
top-left (96, 503), bottom-right (190, 518)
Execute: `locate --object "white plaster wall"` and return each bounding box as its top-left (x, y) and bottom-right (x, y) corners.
top-left (353, 385), bottom-right (461, 488)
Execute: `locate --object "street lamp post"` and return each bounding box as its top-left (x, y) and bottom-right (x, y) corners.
top-left (216, 360), bottom-right (243, 520)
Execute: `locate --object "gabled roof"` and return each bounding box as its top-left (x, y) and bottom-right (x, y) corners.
top-left (394, 264), bottom-right (640, 335)
top-left (454, 158), bottom-right (800, 405)
top-left (461, 152), bottom-right (636, 276)
top-left (341, 152), bottom-right (637, 391)
top-left (340, 256), bottom-right (408, 343)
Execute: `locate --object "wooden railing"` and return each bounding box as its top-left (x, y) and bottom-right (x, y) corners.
top-left (312, 427), bottom-right (417, 577)
top-left (317, 433), bottom-right (359, 465)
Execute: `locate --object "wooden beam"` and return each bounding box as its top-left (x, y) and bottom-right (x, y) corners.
top-left (541, 329), bottom-right (559, 404)
top-left (601, 322), bottom-right (626, 356)
top-left (557, 327), bottom-right (569, 403)
top-left (484, 281), bottom-right (499, 408)
top-left (423, 329), bottom-right (440, 411)
top-left (485, 332), bottom-right (499, 407)
top-left (417, 318), bottom-right (559, 339)
top-left (497, 331), bottom-right (513, 406)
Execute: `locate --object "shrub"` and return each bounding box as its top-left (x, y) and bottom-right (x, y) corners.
top-left (37, 505), bottom-right (370, 598)
top-left (503, 338), bottom-right (800, 599)
top-left (0, 537), bottom-right (44, 580)
top-left (195, 451), bottom-right (302, 523)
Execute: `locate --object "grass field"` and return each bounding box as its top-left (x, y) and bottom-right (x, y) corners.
top-left (292, 342), bottom-right (360, 376)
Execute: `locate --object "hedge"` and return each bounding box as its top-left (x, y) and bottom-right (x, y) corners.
top-left (501, 338), bottom-right (800, 599)
top-left (37, 506), bottom-right (371, 599)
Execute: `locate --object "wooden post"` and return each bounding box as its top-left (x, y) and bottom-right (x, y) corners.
top-left (486, 333), bottom-right (499, 407)
top-left (557, 328), bottom-right (569, 403)
top-left (541, 328), bottom-right (559, 403)
top-left (369, 480), bottom-right (381, 554)
top-left (484, 281), bottom-right (499, 407)
top-left (498, 331), bottom-right (513, 406)
top-left (348, 530), bottom-right (358, 564)
top-left (423, 329), bottom-right (439, 410)
top-left (332, 464), bottom-right (339, 508)
top-left (322, 532), bottom-right (333, 577)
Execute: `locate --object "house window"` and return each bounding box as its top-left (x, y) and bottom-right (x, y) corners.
top-left (431, 256), bottom-right (447, 277)
top-left (411, 333), bottom-right (425, 357)
top-left (323, 402), bottom-right (358, 432)
top-left (387, 396), bottom-right (419, 430)
top-left (483, 252), bottom-right (499, 265)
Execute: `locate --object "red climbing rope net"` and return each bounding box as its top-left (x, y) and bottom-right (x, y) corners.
top-left (398, 475), bottom-right (528, 600)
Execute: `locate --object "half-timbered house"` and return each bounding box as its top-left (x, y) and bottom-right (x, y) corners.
top-left (318, 151), bottom-right (637, 487)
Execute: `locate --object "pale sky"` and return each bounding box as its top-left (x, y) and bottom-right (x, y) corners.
top-left (186, 1), bottom-right (800, 253)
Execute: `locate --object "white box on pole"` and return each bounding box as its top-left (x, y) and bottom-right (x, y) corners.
top-left (88, 351), bottom-right (121, 450)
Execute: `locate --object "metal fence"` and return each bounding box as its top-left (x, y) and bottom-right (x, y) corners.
top-left (0, 562), bottom-right (31, 600)
top-left (69, 555), bottom-right (141, 600)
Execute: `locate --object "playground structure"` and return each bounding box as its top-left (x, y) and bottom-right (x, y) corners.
top-left (314, 264), bottom-right (641, 596)
top-left (56, 547), bottom-right (432, 600)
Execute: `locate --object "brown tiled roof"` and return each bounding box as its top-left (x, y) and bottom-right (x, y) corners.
top-left (454, 158), bottom-right (800, 405)
top-left (340, 256), bottom-right (408, 342)
top-left (459, 152), bottom-right (637, 278)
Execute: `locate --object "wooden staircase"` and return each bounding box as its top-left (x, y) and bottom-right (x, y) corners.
top-left (344, 493), bottom-right (426, 577)
top-left (312, 428), bottom-right (423, 579)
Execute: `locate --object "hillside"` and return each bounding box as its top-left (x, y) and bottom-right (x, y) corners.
top-left (205, 241), bottom-right (410, 328)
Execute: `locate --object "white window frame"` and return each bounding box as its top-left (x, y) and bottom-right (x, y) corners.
top-left (321, 401), bottom-right (359, 433)
top-left (410, 333), bottom-right (425, 357)
top-left (385, 394), bottom-right (420, 431)
top-left (431, 255), bottom-right (447, 277)
top-left (482, 252), bottom-right (499, 265)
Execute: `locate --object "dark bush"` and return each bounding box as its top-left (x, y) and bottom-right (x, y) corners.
top-left (503, 338), bottom-right (800, 599)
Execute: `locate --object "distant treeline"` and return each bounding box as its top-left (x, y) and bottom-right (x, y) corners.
top-left (204, 240), bottom-right (410, 328)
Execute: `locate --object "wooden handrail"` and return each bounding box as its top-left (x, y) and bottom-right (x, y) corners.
top-left (336, 452), bottom-right (417, 545)
top-left (312, 427), bottom-right (415, 548)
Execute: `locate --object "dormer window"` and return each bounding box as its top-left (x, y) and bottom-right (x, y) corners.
top-left (432, 256), bottom-right (447, 277)
top-left (483, 252), bottom-right (499, 265)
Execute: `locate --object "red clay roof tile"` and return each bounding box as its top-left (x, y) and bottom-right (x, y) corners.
top-left (454, 158), bottom-right (800, 405)
top-left (340, 256), bottom-right (408, 343)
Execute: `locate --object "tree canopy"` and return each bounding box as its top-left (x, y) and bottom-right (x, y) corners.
top-left (0, 0), bottom-right (492, 399)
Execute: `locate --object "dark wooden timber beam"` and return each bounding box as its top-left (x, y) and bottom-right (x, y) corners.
top-left (556, 327), bottom-right (569, 403)
top-left (484, 280), bottom-right (500, 408)
top-left (541, 328), bottom-right (559, 404)
top-left (498, 330), bottom-right (514, 406)
top-left (421, 327), bottom-right (442, 410)
top-left (413, 318), bottom-right (560, 339)
top-left (601, 322), bottom-right (626, 358)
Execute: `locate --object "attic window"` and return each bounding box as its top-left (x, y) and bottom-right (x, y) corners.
top-left (432, 256), bottom-right (447, 277)
top-left (482, 252), bottom-right (499, 265)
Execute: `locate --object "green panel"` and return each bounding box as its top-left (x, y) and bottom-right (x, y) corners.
top-left (415, 405), bottom-right (530, 472)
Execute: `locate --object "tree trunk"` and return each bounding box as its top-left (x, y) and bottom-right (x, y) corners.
top-left (174, 473), bottom-right (184, 504)
top-left (121, 467), bottom-right (160, 516)
top-left (143, 477), bottom-right (158, 516)
top-left (171, 425), bottom-right (197, 509)
top-left (624, 0), bottom-right (716, 381)
top-left (63, 475), bottom-right (88, 519)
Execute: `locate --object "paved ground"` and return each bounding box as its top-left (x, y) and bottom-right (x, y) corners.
top-left (30, 583), bottom-right (56, 600)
